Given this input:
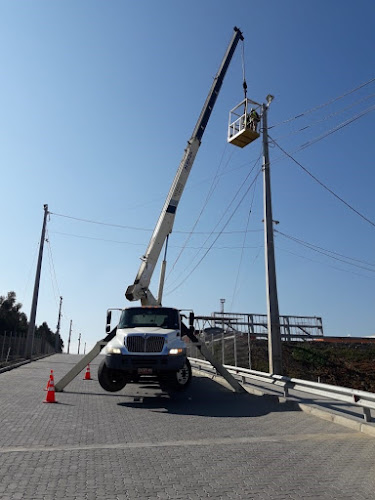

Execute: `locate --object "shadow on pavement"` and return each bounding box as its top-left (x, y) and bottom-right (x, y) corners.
top-left (117, 376), bottom-right (299, 418)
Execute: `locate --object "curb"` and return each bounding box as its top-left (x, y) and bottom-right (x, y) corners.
top-left (296, 402), bottom-right (375, 437)
top-left (0, 353), bottom-right (53, 374)
top-left (192, 368), bottom-right (375, 437)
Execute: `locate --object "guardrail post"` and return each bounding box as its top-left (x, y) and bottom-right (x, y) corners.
top-left (363, 407), bottom-right (371, 423)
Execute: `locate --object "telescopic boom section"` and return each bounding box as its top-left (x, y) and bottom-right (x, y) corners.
top-left (125, 27), bottom-right (244, 305)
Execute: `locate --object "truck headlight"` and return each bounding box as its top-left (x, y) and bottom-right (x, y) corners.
top-left (169, 348), bottom-right (183, 355)
top-left (108, 347), bottom-right (122, 354)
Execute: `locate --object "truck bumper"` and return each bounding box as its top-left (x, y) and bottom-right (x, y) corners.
top-left (105, 353), bottom-right (186, 373)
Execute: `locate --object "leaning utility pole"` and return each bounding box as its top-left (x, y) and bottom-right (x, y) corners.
top-left (25, 204), bottom-right (49, 359)
top-left (262, 98), bottom-right (282, 374)
top-left (55, 296), bottom-right (63, 352)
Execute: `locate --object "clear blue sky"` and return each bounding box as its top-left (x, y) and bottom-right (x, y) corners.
top-left (1, 1), bottom-right (375, 352)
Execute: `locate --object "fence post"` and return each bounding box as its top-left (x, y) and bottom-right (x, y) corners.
top-left (221, 330), bottom-right (225, 365)
top-left (234, 332), bottom-right (237, 367)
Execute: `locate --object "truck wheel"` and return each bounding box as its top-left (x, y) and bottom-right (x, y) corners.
top-left (160, 359), bottom-right (192, 392)
top-left (98, 359), bottom-right (127, 392)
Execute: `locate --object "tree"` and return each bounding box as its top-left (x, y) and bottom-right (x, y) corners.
top-left (0, 291), bottom-right (64, 353)
top-left (0, 291), bottom-right (28, 335)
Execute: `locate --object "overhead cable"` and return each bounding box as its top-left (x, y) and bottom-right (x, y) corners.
top-left (49, 211), bottom-right (258, 235)
top-left (299, 104), bottom-right (375, 150)
top-left (165, 166), bottom-right (263, 295)
top-left (49, 230), bottom-right (262, 249)
top-left (167, 143), bottom-right (231, 277)
top-left (275, 230), bottom-right (375, 272)
top-left (270, 137), bottom-right (375, 229)
top-left (276, 246), bottom-right (375, 281)
top-left (269, 76), bottom-right (375, 129)
top-left (165, 149), bottom-right (262, 289)
top-left (272, 93), bottom-right (375, 142)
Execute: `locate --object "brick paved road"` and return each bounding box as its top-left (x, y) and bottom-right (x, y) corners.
top-left (0, 354), bottom-right (374, 499)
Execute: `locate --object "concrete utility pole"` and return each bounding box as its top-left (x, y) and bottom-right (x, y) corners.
top-left (25, 204), bottom-right (49, 359)
top-left (77, 333), bottom-right (81, 355)
top-left (67, 320), bottom-right (72, 354)
top-left (262, 98), bottom-right (283, 374)
top-left (55, 296), bottom-right (63, 352)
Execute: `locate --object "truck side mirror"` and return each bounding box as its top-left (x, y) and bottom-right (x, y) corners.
top-left (106, 310), bottom-right (112, 333)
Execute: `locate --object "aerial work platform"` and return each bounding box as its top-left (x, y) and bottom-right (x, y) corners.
top-left (228, 98), bottom-right (261, 148)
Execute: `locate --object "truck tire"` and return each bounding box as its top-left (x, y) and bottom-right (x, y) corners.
top-left (98, 359), bottom-right (127, 392)
top-left (159, 359), bottom-right (192, 392)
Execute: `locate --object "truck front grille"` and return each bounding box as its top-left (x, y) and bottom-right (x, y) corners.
top-left (126, 335), bottom-right (165, 353)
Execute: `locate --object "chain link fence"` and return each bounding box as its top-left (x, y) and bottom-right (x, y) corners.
top-left (0, 331), bottom-right (56, 368)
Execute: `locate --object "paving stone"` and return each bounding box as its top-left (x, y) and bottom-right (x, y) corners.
top-left (0, 354), bottom-right (374, 499)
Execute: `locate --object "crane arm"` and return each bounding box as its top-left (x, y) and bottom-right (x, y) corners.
top-left (126, 27), bottom-right (244, 305)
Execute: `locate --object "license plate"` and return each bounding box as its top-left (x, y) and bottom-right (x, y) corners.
top-left (137, 368), bottom-right (153, 375)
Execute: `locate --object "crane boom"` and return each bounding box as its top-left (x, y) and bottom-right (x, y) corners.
top-left (126, 27), bottom-right (244, 305)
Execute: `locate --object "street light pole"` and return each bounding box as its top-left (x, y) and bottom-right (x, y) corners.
top-left (262, 99), bottom-right (282, 374)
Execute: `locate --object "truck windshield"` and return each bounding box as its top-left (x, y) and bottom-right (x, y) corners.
top-left (118, 308), bottom-right (179, 329)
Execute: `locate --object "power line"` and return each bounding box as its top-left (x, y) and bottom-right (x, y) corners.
top-left (165, 150), bottom-right (262, 290)
top-left (275, 230), bottom-right (375, 272)
top-left (49, 229), bottom-right (262, 249)
top-left (272, 92), bottom-right (375, 142)
top-left (165, 166), bottom-right (263, 295)
top-left (49, 211), bottom-right (260, 235)
top-left (276, 245), bottom-right (375, 281)
top-left (167, 142), bottom-right (232, 277)
top-left (270, 137), bottom-right (375, 229)
top-left (230, 171), bottom-right (259, 310)
top-left (269, 76), bottom-right (375, 129)
top-left (49, 212), bottom-right (153, 232)
top-left (299, 104), bottom-right (375, 150)
top-left (45, 231), bottom-right (62, 306)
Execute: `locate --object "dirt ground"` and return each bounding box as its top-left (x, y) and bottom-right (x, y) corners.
top-left (248, 340), bottom-right (375, 393)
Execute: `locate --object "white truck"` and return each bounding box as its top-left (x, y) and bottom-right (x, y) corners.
top-left (98, 306), bottom-right (192, 392)
top-left (98, 27), bottom-right (245, 393)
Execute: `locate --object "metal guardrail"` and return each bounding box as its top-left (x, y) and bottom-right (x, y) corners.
top-left (189, 357), bottom-right (375, 423)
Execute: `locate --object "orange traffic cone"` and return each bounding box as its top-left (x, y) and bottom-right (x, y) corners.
top-left (43, 370), bottom-right (57, 403)
top-left (44, 371), bottom-right (51, 391)
top-left (83, 364), bottom-right (92, 380)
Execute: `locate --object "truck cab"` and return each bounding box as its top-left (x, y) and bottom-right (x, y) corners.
top-left (98, 306), bottom-right (191, 392)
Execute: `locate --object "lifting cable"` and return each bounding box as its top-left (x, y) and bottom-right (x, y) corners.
top-left (241, 40), bottom-right (247, 100)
